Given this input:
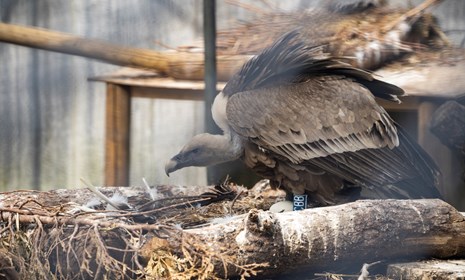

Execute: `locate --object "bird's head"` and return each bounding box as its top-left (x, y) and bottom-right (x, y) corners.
top-left (165, 133), bottom-right (242, 176)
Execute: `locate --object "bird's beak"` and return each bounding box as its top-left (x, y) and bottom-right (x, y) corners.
top-left (164, 158), bottom-right (178, 177)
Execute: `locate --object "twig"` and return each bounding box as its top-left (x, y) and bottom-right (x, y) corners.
top-left (224, 0), bottom-right (268, 14)
top-left (382, 0), bottom-right (444, 33)
top-left (229, 190), bottom-right (244, 214)
top-left (65, 225), bottom-right (81, 273)
top-left (80, 178), bottom-right (122, 210)
top-left (17, 198), bottom-right (46, 211)
top-left (258, 0), bottom-right (278, 11)
top-left (123, 197), bottom-right (214, 217)
top-left (152, 40), bottom-right (177, 50)
top-left (1, 210), bottom-right (167, 232)
top-left (314, 272), bottom-right (360, 278)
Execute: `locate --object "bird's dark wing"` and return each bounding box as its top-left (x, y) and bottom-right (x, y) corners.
top-left (226, 76), bottom-right (398, 164)
top-left (226, 79), bottom-right (440, 197)
top-left (224, 30), bottom-right (440, 197)
top-left (226, 75), bottom-right (409, 189)
top-left (222, 30), bottom-right (404, 103)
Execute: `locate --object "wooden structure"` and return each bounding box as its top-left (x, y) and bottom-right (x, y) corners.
top-left (90, 68), bottom-right (226, 186)
top-left (0, 23), bottom-right (249, 82)
top-left (92, 54), bottom-right (465, 203)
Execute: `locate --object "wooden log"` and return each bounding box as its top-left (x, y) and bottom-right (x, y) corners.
top-left (0, 22), bottom-right (169, 72)
top-left (374, 49), bottom-right (465, 98)
top-left (0, 184), bottom-right (234, 209)
top-left (0, 22), bottom-right (250, 81)
top-left (387, 260), bottom-right (465, 279)
top-left (176, 199), bottom-right (465, 277)
top-left (430, 100), bottom-right (465, 151)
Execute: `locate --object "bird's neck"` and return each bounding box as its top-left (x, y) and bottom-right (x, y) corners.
top-left (209, 91), bottom-right (243, 163)
top-left (209, 133), bottom-right (244, 163)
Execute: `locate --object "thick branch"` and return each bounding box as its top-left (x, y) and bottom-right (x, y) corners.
top-left (0, 22), bottom-right (169, 72)
top-left (182, 199), bottom-right (465, 277)
top-left (0, 23), bottom-right (250, 80)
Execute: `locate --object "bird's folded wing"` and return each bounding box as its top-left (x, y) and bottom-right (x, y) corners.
top-left (226, 76), bottom-right (399, 164)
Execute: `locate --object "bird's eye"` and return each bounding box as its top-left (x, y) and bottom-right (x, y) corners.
top-left (191, 148), bottom-right (200, 154)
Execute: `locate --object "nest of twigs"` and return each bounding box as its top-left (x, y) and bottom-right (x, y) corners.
top-left (0, 180), bottom-right (283, 279)
top-left (177, 0), bottom-right (449, 72)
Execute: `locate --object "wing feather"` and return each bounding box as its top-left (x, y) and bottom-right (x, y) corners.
top-left (226, 77), bottom-right (398, 164)
top-left (224, 29), bottom-right (440, 198)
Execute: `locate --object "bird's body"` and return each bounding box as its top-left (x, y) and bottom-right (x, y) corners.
top-left (165, 31), bottom-right (441, 206)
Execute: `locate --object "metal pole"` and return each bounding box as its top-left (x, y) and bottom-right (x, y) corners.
top-left (203, 0), bottom-right (220, 184)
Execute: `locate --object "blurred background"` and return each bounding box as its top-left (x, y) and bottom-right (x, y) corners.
top-left (1, 0), bottom-right (464, 207)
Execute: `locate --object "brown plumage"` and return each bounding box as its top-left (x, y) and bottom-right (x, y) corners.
top-left (166, 30), bottom-right (441, 206)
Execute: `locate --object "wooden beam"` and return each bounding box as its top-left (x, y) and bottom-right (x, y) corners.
top-left (105, 84), bottom-right (131, 186)
top-left (0, 22), bottom-right (169, 72)
top-left (0, 22), bottom-right (250, 81)
top-left (130, 86), bottom-right (205, 101)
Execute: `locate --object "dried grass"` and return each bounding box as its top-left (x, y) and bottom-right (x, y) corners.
top-left (0, 180), bottom-right (281, 279)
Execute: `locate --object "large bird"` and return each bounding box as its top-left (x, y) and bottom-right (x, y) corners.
top-left (165, 31), bottom-right (441, 207)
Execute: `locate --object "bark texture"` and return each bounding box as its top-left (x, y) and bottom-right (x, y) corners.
top-left (185, 199), bottom-right (465, 277)
top-left (2, 185), bottom-right (465, 278)
top-left (388, 260), bottom-right (465, 279)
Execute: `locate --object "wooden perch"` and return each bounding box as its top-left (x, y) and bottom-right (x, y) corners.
top-left (167, 199), bottom-right (465, 278)
top-left (374, 49), bottom-right (465, 98)
top-left (388, 259), bottom-right (465, 279)
top-left (0, 23), bottom-right (169, 71)
top-left (0, 22), bottom-right (249, 81)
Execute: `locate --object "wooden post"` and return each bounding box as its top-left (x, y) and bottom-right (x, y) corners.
top-left (105, 83), bottom-right (131, 186)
